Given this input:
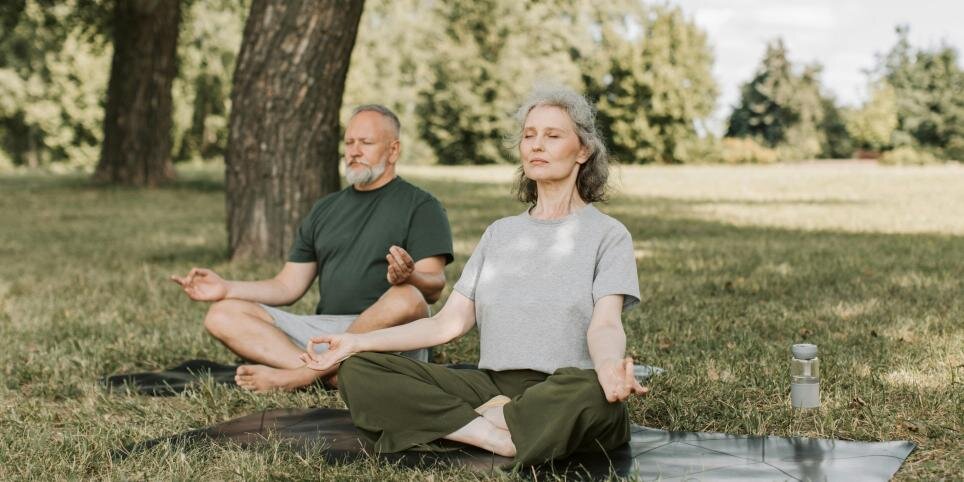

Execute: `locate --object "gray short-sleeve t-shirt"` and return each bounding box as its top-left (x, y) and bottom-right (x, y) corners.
top-left (454, 204), bottom-right (640, 373)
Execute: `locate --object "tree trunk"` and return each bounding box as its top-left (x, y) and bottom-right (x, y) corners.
top-left (226, 0), bottom-right (364, 260)
top-left (94, 0), bottom-right (180, 186)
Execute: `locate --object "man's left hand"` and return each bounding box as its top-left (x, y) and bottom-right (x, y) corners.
top-left (386, 245), bottom-right (415, 285)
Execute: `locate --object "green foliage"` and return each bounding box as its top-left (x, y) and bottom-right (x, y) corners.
top-left (876, 26), bottom-right (964, 161)
top-left (342, 0), bottom-right (437, 164)
top-left (726, 40), bottom-right (847, 161)
top-left (878, 145), bottom-right (940, 165)
top-left (717, 137), bottom-right (778, 164)
top-left (846, 83), bottom-right (898, 151)
top-left (0, 0), bottom-right (245, 170)
top-left (0, 0), bottom-right (110, 170)
top-left (586, 4), bottom-right (718, 164)
top-left (818, 95), bottom-right (854, 159)
top-left (414, 0), bottom-right (582, 165)
top-left (172, 0), bottom-right (247, 162)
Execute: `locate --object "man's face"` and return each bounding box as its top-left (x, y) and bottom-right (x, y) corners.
top-left (343, 111), bottom-right (398, 186)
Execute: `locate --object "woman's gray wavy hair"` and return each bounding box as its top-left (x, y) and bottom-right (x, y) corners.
top-left (509, 86), bottom-right (609, 204)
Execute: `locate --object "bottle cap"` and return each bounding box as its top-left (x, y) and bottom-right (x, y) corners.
top-left (792, 343), bottom-right (818, 360)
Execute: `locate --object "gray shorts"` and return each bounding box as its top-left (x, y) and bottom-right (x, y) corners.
top-left (259, 304), bottom-right (429, 362)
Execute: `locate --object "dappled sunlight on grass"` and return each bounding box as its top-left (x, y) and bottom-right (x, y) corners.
top-left (0, 163), bottom-right (961, 479)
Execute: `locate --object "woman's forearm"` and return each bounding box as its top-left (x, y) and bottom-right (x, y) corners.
top-left (356, 313), bottom-right (463, 353)
top-left (587, 323), bottom-right (628, 369)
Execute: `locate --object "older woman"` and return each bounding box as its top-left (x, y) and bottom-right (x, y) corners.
top-left (301, 86), bottom-right (646, 465)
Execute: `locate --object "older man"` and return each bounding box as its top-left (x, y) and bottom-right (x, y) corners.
top-left (171, 105), bottom-right (453, 392)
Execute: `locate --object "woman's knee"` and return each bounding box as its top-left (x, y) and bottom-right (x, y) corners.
top-left (566, 371), bottom-right (627, 424)
top-left (338, 352), bottom-right (389, 384)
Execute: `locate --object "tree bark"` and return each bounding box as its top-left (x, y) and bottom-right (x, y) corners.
top-left (94, 0), bottom-right (180, 186)
top-left (226, 0), bottom-right (364, 261)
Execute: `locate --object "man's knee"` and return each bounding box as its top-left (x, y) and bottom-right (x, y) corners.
top-left (203, 299), bottom-right (263, 338)
top-left (386, 284), bottom-right (429, 324)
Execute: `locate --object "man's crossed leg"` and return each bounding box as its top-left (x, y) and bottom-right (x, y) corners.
top-left (204, 284), bottom-right (430, 392)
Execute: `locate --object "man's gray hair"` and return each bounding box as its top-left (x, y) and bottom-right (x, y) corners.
top-left (510, 85), bottom-right (610, 203)
top-left (351, 104), bottom-right (401, 139)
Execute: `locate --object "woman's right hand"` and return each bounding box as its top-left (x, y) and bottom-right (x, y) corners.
top-left (301, 333), bottom-right (361, 371)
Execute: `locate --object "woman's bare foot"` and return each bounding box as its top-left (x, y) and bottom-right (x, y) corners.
top-left (234, 365), bottom-right (322, 392)
top-left (445, 417), bottom-right (516, 457)
top-left (478, 404), bottom-right (509, 431)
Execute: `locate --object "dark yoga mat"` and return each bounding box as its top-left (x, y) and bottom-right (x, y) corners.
top-left (120, 408), bottom-right (915, 480)
top-left (102, 360), bottom-right (663, 397)
top-left (103, 359), bottom-right (242, 396)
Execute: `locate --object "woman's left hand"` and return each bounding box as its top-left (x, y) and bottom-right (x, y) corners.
top-left (596, 357), bottom-right (649, 402)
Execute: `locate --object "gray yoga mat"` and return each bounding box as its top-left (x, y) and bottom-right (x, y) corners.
top-left (120, 408), bottom-right (914, 480)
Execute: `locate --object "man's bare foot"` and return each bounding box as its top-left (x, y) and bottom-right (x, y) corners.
top-left (234, 365), bottom-right (322, 392)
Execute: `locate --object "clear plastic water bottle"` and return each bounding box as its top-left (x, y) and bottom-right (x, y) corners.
top-left (790, 343), bottom-right (820, 409)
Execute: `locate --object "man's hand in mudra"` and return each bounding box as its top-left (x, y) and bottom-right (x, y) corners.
top-left (386, 245), bottom-right (415, 285)
top-left (170, 267), bottom-right (228, 302)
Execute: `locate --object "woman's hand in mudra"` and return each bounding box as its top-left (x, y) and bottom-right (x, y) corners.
top-left (300, 333), bottom-right (360, 371)
top-left (596, 357), bottom-right (649, 402)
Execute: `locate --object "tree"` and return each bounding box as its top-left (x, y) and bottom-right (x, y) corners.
top-left (726, 39), bottom-right (827, 160)
top-left (586, 4), bottom-right (718, 164)
top-left (416, 0), bottom-right (582, 165)
top-left (877, 26), bottom-right (964, 160)
top-left (226, 0), bottom-right (364, 260)
top-left (0, 0), bottom-right (110, 170)
top-left (94, 0), bottom-right (181, 186)
top-left (173, 0), bottom-right (247, 162)
top-left (818, 94), bottom-right (854, 159)
top-left (342, 0), bottom-right (436, 164)
top-left (845, 83), bottom-right (897, 152)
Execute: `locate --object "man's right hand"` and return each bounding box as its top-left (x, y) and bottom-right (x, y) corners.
top-left (170, 267), bottom-right (229, 302)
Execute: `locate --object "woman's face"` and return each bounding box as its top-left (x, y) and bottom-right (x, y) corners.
top-left (519, 106), bottom-right (589, 184)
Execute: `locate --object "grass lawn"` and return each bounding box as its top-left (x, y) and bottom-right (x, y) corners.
top-left (0, 162), bottom-right (961, 479)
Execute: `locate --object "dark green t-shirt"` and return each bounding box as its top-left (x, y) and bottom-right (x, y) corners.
top-left (288, 176), bottom-right (454, 315)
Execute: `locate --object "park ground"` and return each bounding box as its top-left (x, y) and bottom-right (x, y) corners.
top-left (0, 162), bottom-right (961, 479)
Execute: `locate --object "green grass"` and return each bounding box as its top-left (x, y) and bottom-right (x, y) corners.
top-left (1, 162), bottom-right (962, 479)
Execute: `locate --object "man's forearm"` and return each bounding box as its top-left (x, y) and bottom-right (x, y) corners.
top-left (224, 278), bottom-right (301, 306)
top-left (405, 270), bottom-right (445, 303)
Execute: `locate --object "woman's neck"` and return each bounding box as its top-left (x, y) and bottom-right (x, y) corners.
top-left (530, 181), bottom-right (586, 220)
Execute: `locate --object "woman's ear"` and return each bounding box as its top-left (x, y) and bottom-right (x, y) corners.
top-left (577, 145), bottom-right (590, 165)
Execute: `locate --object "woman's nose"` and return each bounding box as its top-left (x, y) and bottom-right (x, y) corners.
top-left (531, 136), bottom-right (545, 152)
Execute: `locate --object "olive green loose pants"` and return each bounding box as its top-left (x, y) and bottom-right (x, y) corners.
top-left (337, 352), bottom-right (630, 466)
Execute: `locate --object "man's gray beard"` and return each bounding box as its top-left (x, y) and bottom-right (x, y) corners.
top-left (345, 160), bottom-right (386, 186)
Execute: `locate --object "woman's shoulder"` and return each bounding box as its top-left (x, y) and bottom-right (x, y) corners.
top-left (484, 213), bottom-right (526, 234)
top-left (585, 204), bottom-right (632, 238)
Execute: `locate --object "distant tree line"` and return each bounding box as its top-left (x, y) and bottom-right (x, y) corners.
top-left (1, 0), bottom-right (962, 175)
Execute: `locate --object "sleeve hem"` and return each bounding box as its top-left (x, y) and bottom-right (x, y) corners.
top-left (593, 290), bottom-right (641, 311)
top-left (452, 284), bottom-right (475, 301)
top-left (409, 250), bottom-right (455, 265)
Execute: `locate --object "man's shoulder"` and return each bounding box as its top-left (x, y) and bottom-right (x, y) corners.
top-left (392, 177), bottom-right (443, 206)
